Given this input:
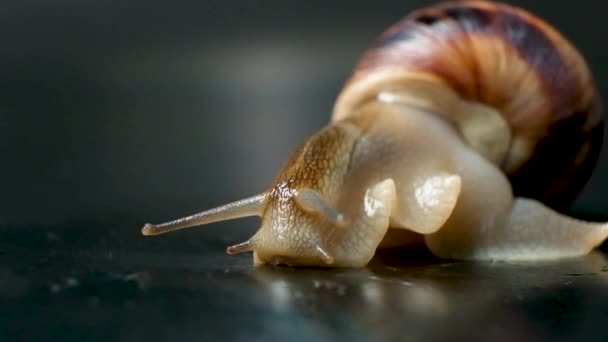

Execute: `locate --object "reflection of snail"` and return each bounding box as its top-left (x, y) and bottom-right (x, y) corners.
top-left (141, 1), bottom-right (607, 267)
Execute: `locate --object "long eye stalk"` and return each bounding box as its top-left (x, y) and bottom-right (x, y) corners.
top-left (141, 194), bottom-right (266, 236)
top-left (294, 188), bottom-right (349, 227)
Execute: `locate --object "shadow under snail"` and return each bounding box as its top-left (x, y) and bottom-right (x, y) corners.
top-left (140, 0), bottom-right (607, 267)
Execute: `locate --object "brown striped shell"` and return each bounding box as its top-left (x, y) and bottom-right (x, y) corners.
top-left (333, 0), bottom-right (603, 210)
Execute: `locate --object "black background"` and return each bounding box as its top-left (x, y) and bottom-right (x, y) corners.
top-left (1, 0), bottom-right (606, 232)
top-left (3, 2), bottom-right (608, 341)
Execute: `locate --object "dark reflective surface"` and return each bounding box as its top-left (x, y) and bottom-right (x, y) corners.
top-left (3, 223), bottom-right (608, 341)
top-left (2, 0), bottom-right (608, 341)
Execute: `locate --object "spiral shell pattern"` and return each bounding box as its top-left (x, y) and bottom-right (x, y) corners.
top-left (333, 0), bottom-right (603, 209)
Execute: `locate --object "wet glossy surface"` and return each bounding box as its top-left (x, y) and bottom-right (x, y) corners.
top-left (3, 222), bottom-right (608, 341)
top-left (2, 1), bottom-right (608, 341)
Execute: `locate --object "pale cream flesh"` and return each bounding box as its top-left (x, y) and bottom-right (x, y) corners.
top-left (141, 100), bottom-right (608, 267)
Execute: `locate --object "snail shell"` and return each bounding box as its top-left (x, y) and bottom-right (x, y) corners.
top-left (141, 1), bottom-right (608, 268)
top-left (334, 0), bottom-right (603, 210)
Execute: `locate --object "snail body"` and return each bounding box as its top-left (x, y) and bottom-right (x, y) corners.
top-left (141, 1), bottom-right (607, 267)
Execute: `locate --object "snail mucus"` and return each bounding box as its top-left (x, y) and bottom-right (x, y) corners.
top-left (140, 1), bottom-right (607, 268)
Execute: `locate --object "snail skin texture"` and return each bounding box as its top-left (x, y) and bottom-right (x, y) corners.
top-left (141, 1), bottom-right (607, 267)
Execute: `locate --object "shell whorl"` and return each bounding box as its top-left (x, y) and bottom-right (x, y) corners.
top-left (333, 0), bottom-right (603, 210)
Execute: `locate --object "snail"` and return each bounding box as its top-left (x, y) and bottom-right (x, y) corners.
top-left (140, 0), bottom-right (607, 267)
